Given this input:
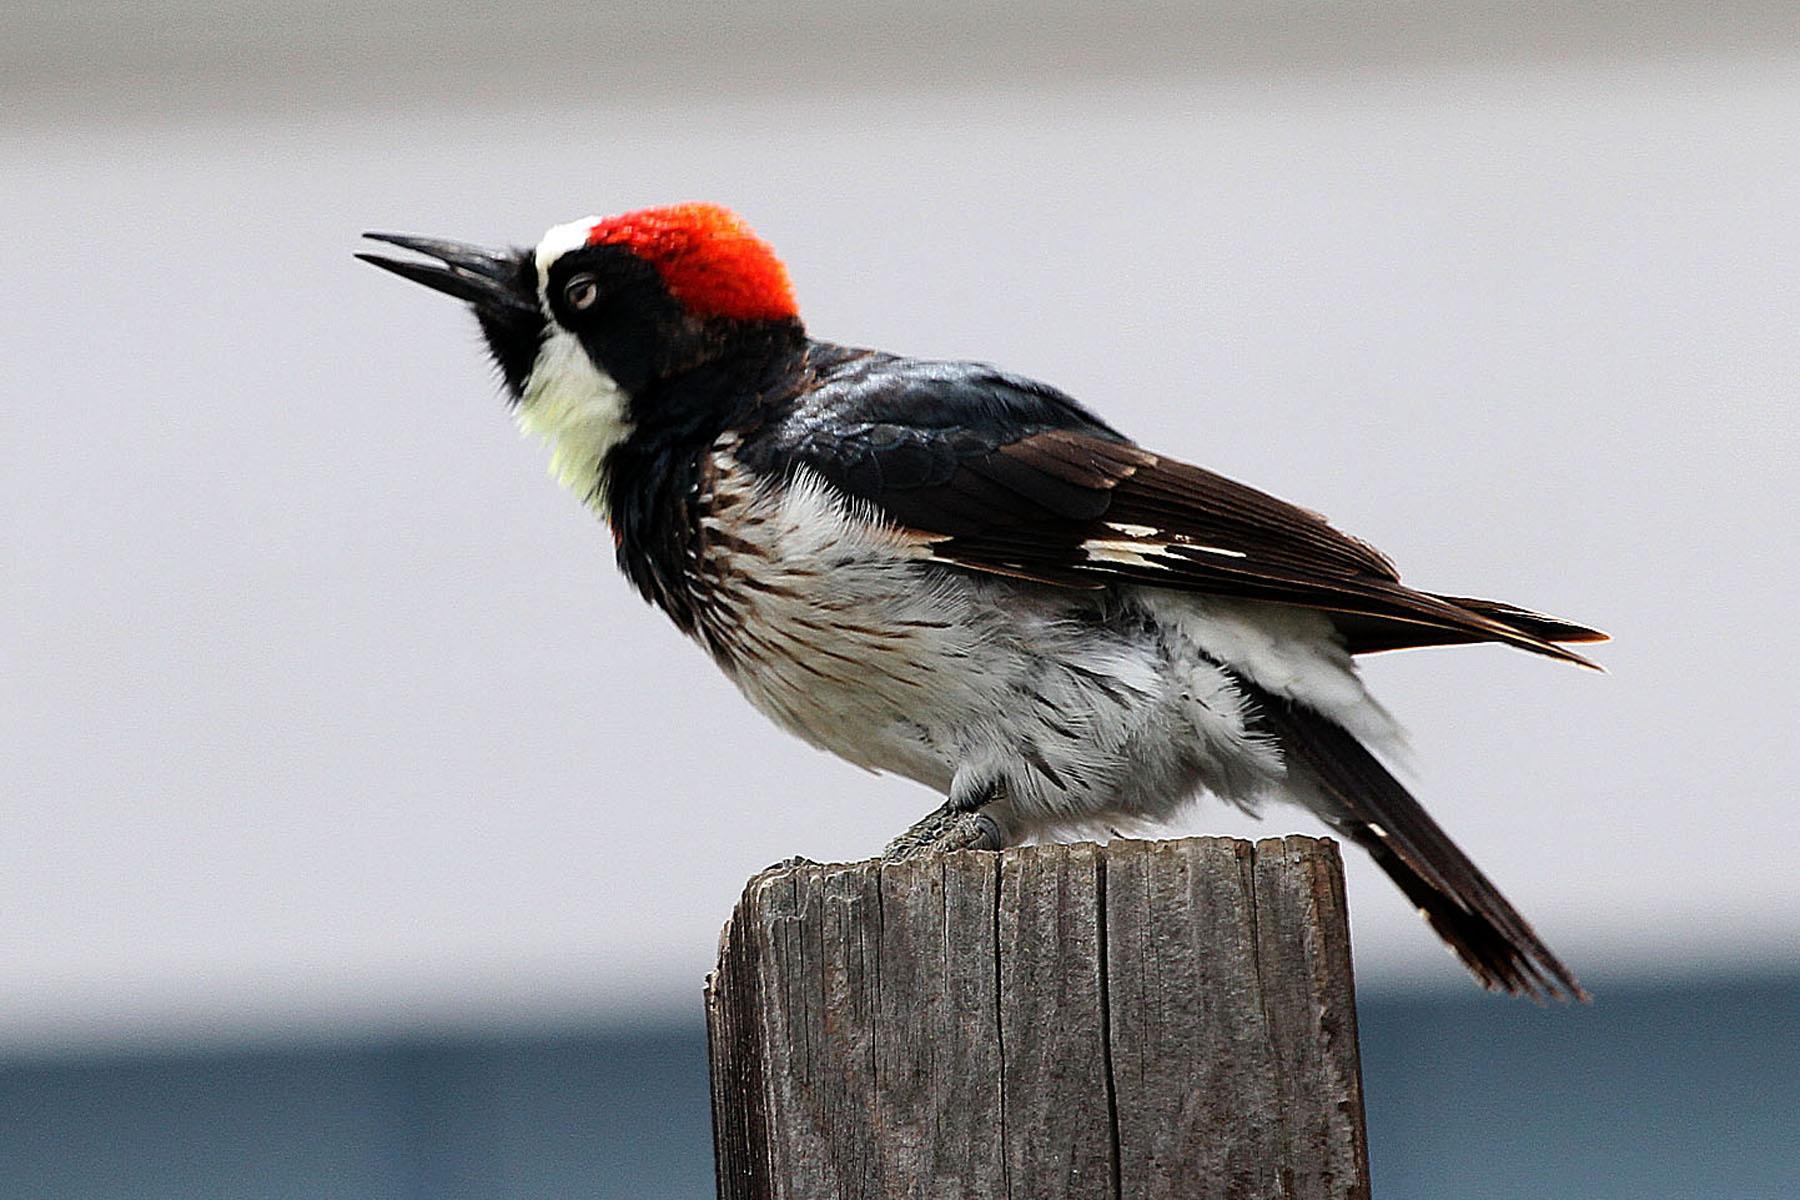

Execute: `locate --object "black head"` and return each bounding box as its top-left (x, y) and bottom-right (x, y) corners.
top-left (358, 205), bottom-right (805, 408)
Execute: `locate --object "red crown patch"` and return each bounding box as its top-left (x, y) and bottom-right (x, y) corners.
top-left (586, 203), bottom-right (798, 322)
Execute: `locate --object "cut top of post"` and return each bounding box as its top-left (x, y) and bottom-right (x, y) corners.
top-left (706, 836), bottom-right (1368, 1200)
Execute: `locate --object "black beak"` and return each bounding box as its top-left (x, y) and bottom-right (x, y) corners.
top-left (356, 233), bottom-right (538, 315)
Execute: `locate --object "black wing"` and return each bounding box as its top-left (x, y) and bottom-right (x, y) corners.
top-left (750, 346), bottom-right (1606, 665)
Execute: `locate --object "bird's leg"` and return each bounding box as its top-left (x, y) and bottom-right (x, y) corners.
top-left (882, 769), bottom-right (1011, 861)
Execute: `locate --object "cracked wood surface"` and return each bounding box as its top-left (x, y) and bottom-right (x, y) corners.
top-left (705, 836), bottom-right (1369, 1200)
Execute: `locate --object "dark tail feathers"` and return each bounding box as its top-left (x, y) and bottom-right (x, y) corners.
top-left (1251, 685), bottom-right (1588, 1002)
top-left (1335, 594), bottom-right (1608, 665)
top-left (1445, 595), bottom-right (1610, 648)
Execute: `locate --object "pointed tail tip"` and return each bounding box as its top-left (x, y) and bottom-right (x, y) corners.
top-left (1467, 943), bottom-right (1591, 1004)
top-left (1515, 971), bottom-right (1592, 1005)
top-left (1563, 646), bottom-right (1608, 673)
top-left (1536, 955), bottom-right (1593, 1005)
top-left (1526, 628), bottom-right (1607, 671)
top-left (1448, 595), bottom-right (1610, 668)
top-left (1553, 624), bottom-right (1611, 673)
top-left (1405, 873), bottom-right (1591, 1003)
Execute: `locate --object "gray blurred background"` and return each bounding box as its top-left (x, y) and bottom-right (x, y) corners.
top-left (4, 1), bottom-right (1797, 1196)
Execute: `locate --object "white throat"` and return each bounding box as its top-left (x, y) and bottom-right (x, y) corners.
top-left (515, 327), bottom-right (634, 517)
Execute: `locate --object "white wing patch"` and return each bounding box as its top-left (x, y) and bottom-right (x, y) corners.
top-left (1082, 527), bottom-right (1250, 568)
top-left (1082, 538), bottom-right (1181, 569)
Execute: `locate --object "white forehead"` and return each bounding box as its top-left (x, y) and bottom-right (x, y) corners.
top-left (534, 216), bottom-right (602, 282)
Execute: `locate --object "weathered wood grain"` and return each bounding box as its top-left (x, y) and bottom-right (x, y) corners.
top-left (706, 836), bottom-right (1369, 1200)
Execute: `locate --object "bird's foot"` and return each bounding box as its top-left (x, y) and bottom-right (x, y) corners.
top-left (882, 803), bottom-right (1008, 862)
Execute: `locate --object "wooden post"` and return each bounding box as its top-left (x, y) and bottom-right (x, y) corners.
top-left (705, 836), bottom-right (1369, 1200)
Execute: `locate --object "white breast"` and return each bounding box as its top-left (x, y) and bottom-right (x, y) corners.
top-left (677, 446), bottom-right (1386, 836)
top-left (687, 453), bottom-right (1211, 822)
top-left (691, 461), bottom-right (983, 787)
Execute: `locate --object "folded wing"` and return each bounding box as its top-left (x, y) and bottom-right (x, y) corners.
top-left (762, 351), bottom-right (1605, 665)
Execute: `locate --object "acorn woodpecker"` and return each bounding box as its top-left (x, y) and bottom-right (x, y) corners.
top-left (359, 203), bottom-right (1605, 1000)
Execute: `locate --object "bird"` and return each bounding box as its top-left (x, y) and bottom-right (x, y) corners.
top-left (359, 202), bottom-right (1605, 1001)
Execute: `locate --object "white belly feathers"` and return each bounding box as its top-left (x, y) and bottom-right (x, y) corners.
top-left (680, 445), bottom-right (1392, 832)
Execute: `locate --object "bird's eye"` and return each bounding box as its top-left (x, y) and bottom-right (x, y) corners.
top-left (564, 273), bottom-right (600, 311)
